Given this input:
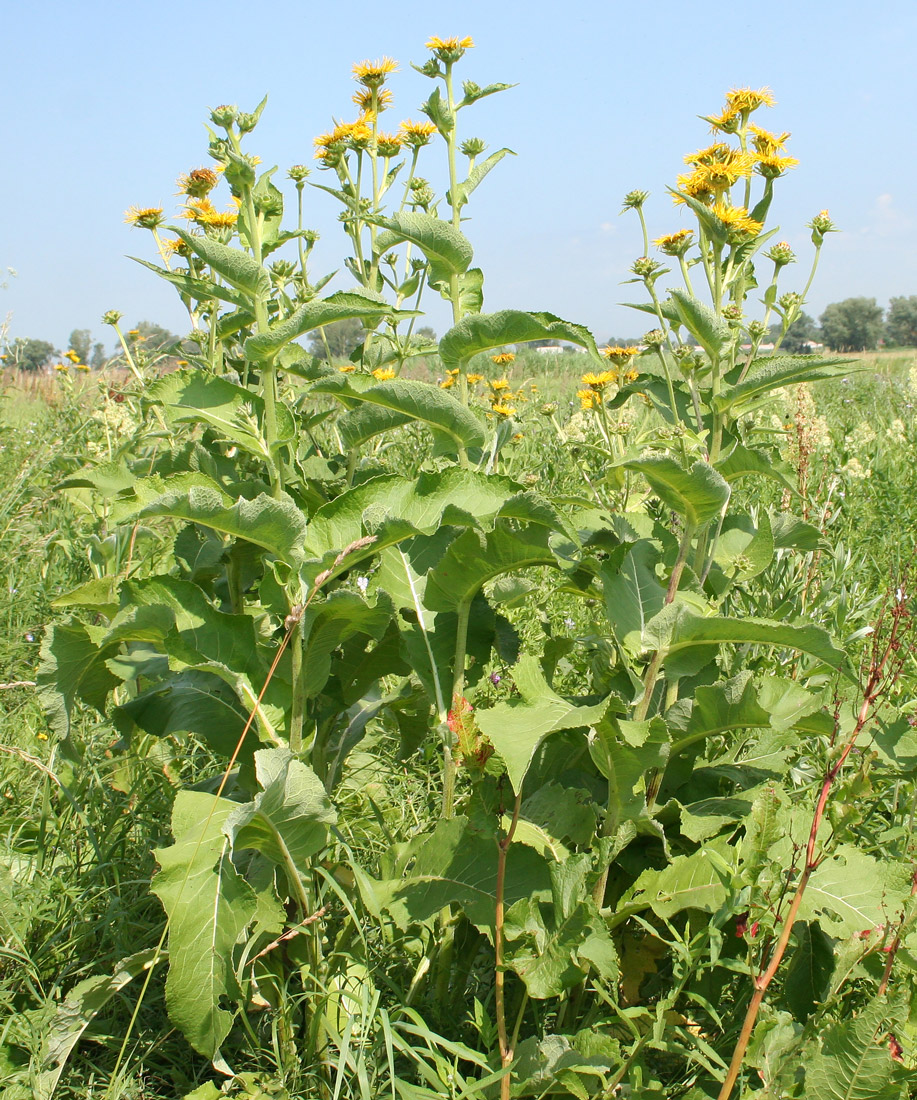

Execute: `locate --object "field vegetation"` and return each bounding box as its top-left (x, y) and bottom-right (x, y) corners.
top-left (2, 40), bottom-right (917, 1100)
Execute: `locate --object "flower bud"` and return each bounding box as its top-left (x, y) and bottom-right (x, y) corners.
top-left (747, 320), bottom-right (767, 339)
top-left (642, 329), bottom-right (665, 348)
top-left (210, 104), bottom-right (238, 129)
top-left (288, 164), bottom-right (310, 183)
top-left (808, 209), bottom-right (837, 245)
top-left (765, 240), bottom-right (796, 266)
top-left (631, 256), bottom-right (665, 280)
top-left (460, 137), bottom-right (487, 158)
top-left (622, 189), bottom-right (649, 210)
top-left (102, 310), bottom-right (123, 327)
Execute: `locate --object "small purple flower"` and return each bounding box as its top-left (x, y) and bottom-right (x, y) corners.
top-left (490, 672), bottom-right (501, 685)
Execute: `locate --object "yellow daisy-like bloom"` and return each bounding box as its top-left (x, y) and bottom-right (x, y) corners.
top-left (426, 35), bottom-right (474, 62)
top-left (201, 210), bottom-right (238, 229)
top-left (376, 133), bottom-right (404, 157)
top-left (603, 346), bottom-right (640, 364)
top-left (624, 368), bottom-right (640, 383)
top-left (725, 86), bottom-right (776, 113)
top-left (490, 402), bottom-right (516, 418)
top-left (399, 118), bottom-right (438, 147)
top-left (64, 349), bottom-right (81, 363)
top-left (162, 237), bottom-right (190, 257)
top-left (338, 364), bottom-right (356, 373)
top-left (127, 329), bottom-right (141, 337)
top-left (76, 362), bottom-right (90, 372)
top-left (491, 352), bottom-right (516, 365)
top-left (177, 167), bottom-right (219, 198)
top-left (756, 153), bottom-right (800, 179)
top-left (124, 205), bottom-right (165, 229)
top-left (654, 229), bottom-right (694, 256)
top-left (749, 125), bottom-right (791, 156)
top-left (683, 142), bottom-right (733, 166)
top-left (674, 170), bottom-right (715, 203)
top-left (440, 376), bottom-right (455, 389)
top-left (705, 105), bottom-right (741, 133)
top-left (711, 201), bottom-right (763, 237)
top-left (54, 362), bottom-right (69, 373)
top-left (581, 371), bottom-right (611, 387)
top-left (488, 377), bottom-right (510, 391)
top-left (578, 388), bottom-right (598, 410)
top-left (353, 87), bottom-right (394, 113)
top-left (372, 367), bottom-right (397, 381)
top-left (352, 57), bottom-right (398, 87)
top-left (467, 372), bottom-right (484, 384)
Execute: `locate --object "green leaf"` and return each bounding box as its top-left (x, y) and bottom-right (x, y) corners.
top-left (423, 525), bottom-right (558, 614)
top-left (712, 512), bottom-right (774, 580)
top-left (448, 148), bottom-right (514, 210)
top-left (669, 289), bottom-right (732, 359)
top-left (379, 816), bottom-right (551, 930)
top-left (299, 591), bottom-right (392, 699)
top-left (455, 267), bottom-right (484, 316)
top-left (370, 212), bottom-right (473, 286)
top-left (131, 257), bottom-right (250, 309)
top-left (173, 229), bottom-right (270, 300)
top-left (623, 456), bottom-right (730, 528)
top-left (324, 378), bottom-right (486, 452)
top-left (800, 845), bottom-right (914, 936)
top-left (123, 478), bottom-right (307, 566)
top-left (588, 717), bottom-right (670, 833)
top-left (243, 290), bottom-right (394, 360)
top-left (439, 309), bottom-right (601, 366)
top-left (475, 655), bottom-right (610, 791)
top-left (716, 442), bottom-right (796, 492)
top-left (224, 748), bottom-right (337, 890)
top-left (715, 355), bottom-right (852, 414)
top-left (805, 998), bottom-right (907, 1100)
top-left (628, 840), bottom-right (732, 918)
top-left (152, 792), bottom-right (257, 1060)
top-left (35, 950), bottom-right (164, 1100)
top-left (601, 541), bottom-right (667, 657)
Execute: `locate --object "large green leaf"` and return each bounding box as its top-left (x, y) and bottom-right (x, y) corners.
top-left (601, 541), bottom-right (667, 657)
top-left (122, 478), bottom-right (307, 566)
top-left (36, 620), bottom-right (120, 736)
top-left (447, 148), bottom-right (514, 210)
top-left (172, 228), bottom-right (270, 300)
top-left (224, 748), bottom-right (337, 889)
top-left (715, 355), bottom-right (851, 414)
top-left (379, 815), bottom-right (551, 930)
top-left (476, 655), bottom-right (609, 791)
top-left (623, 456), bottom-right (730, 528)
top-left (588, 717), bottom-right (670, 833)
top-left (152, 792), bottom-right (257, 1061)
top-left (299, 591), bottom-right (393, 699)
top-left (317, 377), bottom-right (487, 452)
top-left (800, 845), bottom-right (913, 936)
top-left (715, 441), bottom-right (795, 492)
top-left (439, 309), bottom-right (601, 365)
top-left (668, 288), bottom-right (732, 359)
top-left (243, 290), bottom-right (394, 359)
top-left (423, 525), bottom-right (558, 613)
top-left (132, 257), bottom-right (250, 309)
top-left (805, 998), bottom-right (908, 1100)
top-left (370, 211), bottom-right (474, 286)
top-left (627, 839), bottom-right (732, 918)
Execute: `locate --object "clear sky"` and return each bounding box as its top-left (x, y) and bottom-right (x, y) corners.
top-left (3, 0), bottom-right (915, 352)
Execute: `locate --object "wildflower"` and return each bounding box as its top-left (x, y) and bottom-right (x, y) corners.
top-left (461, 137), bottom-right (487, 157)
top-left (399, 119), bottom-right (437, 147)
top-left (162, 236), bottom-right (191, 257)
top-left (808, 209), bottom-right (837, 244)
top-left (703, 105), bottom-right (741, 133)
top-left (467, 372), bottom-right (484, 384)
top-left (490, 672), bottom-right (501, 685)
top-left (711, 201), bottom-right (762, 238)
top-left (624, 368), bottom-right (640, 383)
top-left (64, 349), bottom-right (81, 363)
top-left (176, 167), bottom-right (219, 198)
top-left (352, 57), bottom-right (398, 87)
top-left (603, 345), bottom-right (639, 364)
top-left (124, 205), bottom-right (165, 230)
top-left (578, 388), bottom-right (598, 410)
top-left (621, 189), bottom-right (649, 210)
top-left (102, 310), bottom-right (122, 326)
top-left (338, 364), bottom-right (356, 373)
top-left (725, 86), bottom-right (776, 113)
top-left (127, 329), bottom-right (141, 337)
top-left (765, 241), bottom-right (796, 266)
top-left (440, 376), bottom-right (455, 389)
top-left (376, 133), bottom-right (403, 157)
top-left (288, 164), bottom-right (310, 183)
top-left (491, 352), bottom-right (515, 365)
top-left (654, 229), bottom-right (694, 256)
top-left (54, 362), bottom-right (69, 373)
top-left (756, 153), bottom-right (799, 179)
top-left (749, 125), bottom-right (791, 156)
top-left (372, 367), bottom-right (396, 381)
top-left (426, 35), bottom-right (474, 63)
top-left (643, 329), bottom-right (665, 348)
top-left (683, 142), bottom-right (733, 166)
top-left (631, 256), bottom-right (666, 280)
top-left (357, 576), bottom-right (369, 594)
top-left (490, 402), bottom-right (516, 417)
top-left (353, 87), bottom-right (394, 114)
top-left (76, 362), bottom-right (90, 372)
top-left (210, 104), bottom-right (238, 128)
top-left (488, 377), bottom-right (511, 391)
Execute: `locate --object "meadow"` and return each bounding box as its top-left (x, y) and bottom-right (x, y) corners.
top-left (2, 44), bottom-right (917, 1100)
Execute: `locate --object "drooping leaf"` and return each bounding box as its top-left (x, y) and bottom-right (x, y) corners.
top-left (588, 717), bottom-right (670, 833)
top-left (370, 211), bottom-right (474, 286)
top-left (715, 355), bottom-right (852, 414)
top-left (475, 655), bottom-right (610, 791)
top-left (439, 309), bottom-right (601, 365)
top-left (669, 288), bottom-right (732, 359)
top-left (172, 228), bottom-right (271, 300)
top-left (448, 148), bottom-right (514, 210)
top-left (131, 257), bottom-right (250, 310)
top-left (601, 540), bottom-right (667, 657)
top-left (152, 792), bottom-right (257, 1061)
top-left (299, 591), bottom-right (393, 699)
top-left (243, 290), bottom-right (394, 359)
top-left (623, 456), bottom-right (730, 528)
top-left (800, 845), bottom-right (913, 936)
top-left (627, 839), bottom-right (732, 918)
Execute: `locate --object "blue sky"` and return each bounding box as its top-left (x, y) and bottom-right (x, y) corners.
top-left (3, 0), bottom-right (915, 351)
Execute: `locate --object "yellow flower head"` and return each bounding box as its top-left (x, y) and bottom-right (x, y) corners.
top-left (488, 377), bottom-right (510, 391)
top-left (578, 388), bottom-right (598, 409)
top-left (64, 349), bottom-right (81, 363)
top-left (749, 125), bottom-right (791, 156)
top-left (711, 201), bottom-right (763, 238)
top-left (353, 87), bottom-right (394, 113)
top-left (755, 153), bottom-right (800, 179)
top-left (177, 167), bottom-right (219, 198)
top-left (624, 368), bottom-right (640, 383)
top-left (54, 362), bottom-right (69, 373)
top-left (490, 402), bottom-right (516, 418)
top-left (440, 376), bottom-right (455, 388)
top-left (399, 118), bottom-right (438, 147)
top-left (654, 229), bottom-right (695, 256)
top-left (76, 362), bottom-right (90, 372)
top-left (124, 205), bottom-right (165, 230)
top-left (352, 57), bottom-right (398, 87)
top-left (162, 236), bottom-right (191, 257)
top-left (491, 352), bottom-right (516, 365)
top-left (426, 35), bottom-right (474, 62)
top-left (725, 86), bottom-right (776, 113)
top-left (683, 142), bottom-right (733, 166)
top-left (704, 105), bottom-right (741, 134)
top-left (602, 346), bottom-right (639, 364)
top-left (372, 367), bottom-right (397, 381)
top-left (582, 369), bottom-right (618, 388)
top-left (467, 372), bottom-right (484, 384)
top-left (182, 198), bottom-right (238, 229)
top-left (376, 132), bottom-right (404, 157)
top-left (338, 364), bottom-right (356, 373)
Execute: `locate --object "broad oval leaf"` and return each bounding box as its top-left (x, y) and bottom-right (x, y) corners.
top-left (244, 289), bottom-right (395, 360)
top-left (370, 211), bottom-right (474, 282)
top-left (668, 288), bottom-right (732, 360)
top-left (624, 456), bottom-right (730, 529)
top-left (439, 309), bottom-right (601, 366)
top-left (715, 355), bottom-right (852, 414)
top-left (173, 228), bottom-right (270, 300)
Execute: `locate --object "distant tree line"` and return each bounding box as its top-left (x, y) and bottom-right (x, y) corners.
top-left (770, 296), bottom-right (917, 354)
top-left (1, 322), bottom-right (183, 372)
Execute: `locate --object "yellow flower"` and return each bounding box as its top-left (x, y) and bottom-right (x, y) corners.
top-left (654, 229), bottom-right (694, 256)
top-left (64, 349), bottom-right (81, 363)
top-left (76, 363), bottom-right (90, 372)
top-left (176, 167), bottom-right (219, 198)
top-left (467, 373), bottom-right (483, 384)
top-left (704, 105), bottom-right (741, 133)
top-left (162, 237), bottom-right (190, 256)
top-left (54, 362), bottom-right (69, 372)
top-left (124, 205), bottom-right (165, 229)
top-left (578, 388), bottom-right (598, 409)
top-left (376, 132), bottom-right (404, 157)
top-left (426, 35), bottom-right (474, 62)
top-left (352, 57), bottom-right (398, 87)
top-left (755, 153), bottom-right (800, 179)
top-left (624, 368), bottom-right (640, 383)
top-left (338, 364), bottom-right (356, 373)
top-left (353, 87), bottom-right (394, 113)
top-left (683, 142), bottom-right (733, 166)
top-left (711, 201), bottom-right (762, 237)
top-left (490, 402), bottom-right (516, 418)
top-left (749, 125), bottom-right (791, 156)
top-left (440, 376), bottom-right (455, 388)
top-left (488, 377), bottom-right (510, 391)
top-left (127, 329), bottom-right (141, 337)
top-left (399, 119), bottom-right (437, 147)
top-left (183, 198), bottom-right (238, 228)
top-left (581, 370), bottom-right (616, 387)
top-left (603, 346), bottom-right (640, 363)
top-left (725, 86), bottom-right (776, 112)
top-left (490, 352), bottom-right (516, 365)
top-left (372, 367), bottom-right (396, 381)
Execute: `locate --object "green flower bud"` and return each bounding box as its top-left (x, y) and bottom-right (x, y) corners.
top-left (102, 310), bottom-right (123, 327)
top-left (622, 189), bottom-right (649, 210)
top-left (210, 104), bottom-right (237, 129)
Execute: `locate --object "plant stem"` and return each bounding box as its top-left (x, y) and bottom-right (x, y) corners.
top-left (496, 789), bottom-right (523, 1100)
top-left (442, 598), bottom-right (472, 818)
